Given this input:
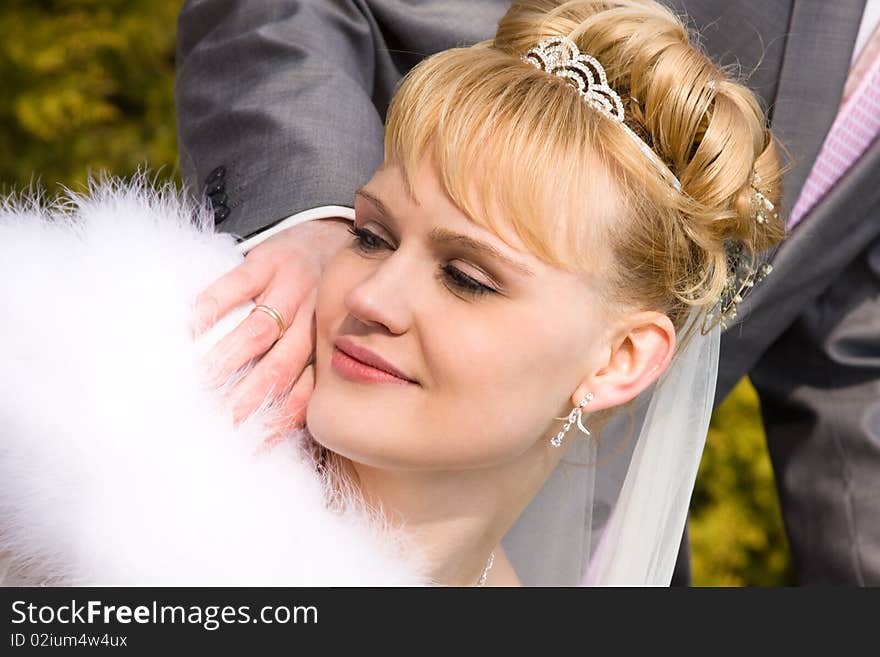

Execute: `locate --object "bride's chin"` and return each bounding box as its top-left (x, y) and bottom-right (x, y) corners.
top-left (304, 393), bottom-right (371, 463)
top-left (304, 405), bottom-right (407, 471)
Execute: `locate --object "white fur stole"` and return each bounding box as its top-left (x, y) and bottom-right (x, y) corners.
top-left (0, 178), bottom-right (427, 586)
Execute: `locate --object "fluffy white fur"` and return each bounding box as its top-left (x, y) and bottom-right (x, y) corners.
top-left (0, 177), bottom-right (427, 586)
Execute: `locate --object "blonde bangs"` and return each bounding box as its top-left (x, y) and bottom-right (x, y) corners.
top-left (383, 43), bottom-right (622, 273)
top-left (380, 0), bottom-right (786, 330)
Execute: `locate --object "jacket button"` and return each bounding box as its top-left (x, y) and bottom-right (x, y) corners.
top-left (213, 204), bottom-right (231, 223)
top-left (208, 190), bottom-right (228, 207)
top-left (206, 179), bottom-right (225, 196)
top-left (206, 165), bottom-right (226, 185)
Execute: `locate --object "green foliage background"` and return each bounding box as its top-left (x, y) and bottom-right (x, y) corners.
top-left (1, 0), bottom-right (795, 586)
top-left (691, 379), bottom-right (795, 585)
top-left (0, 0), bottom-right (181, 194)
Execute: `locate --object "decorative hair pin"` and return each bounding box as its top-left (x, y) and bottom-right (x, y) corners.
top-left (700, 169), bottom-right (778, 330)
top-left (522, 35), bottom-right (683, 192)
top-left (702, 241), bottom-right (773, 333)
top-left (750, 171), bottom-right (778, 225)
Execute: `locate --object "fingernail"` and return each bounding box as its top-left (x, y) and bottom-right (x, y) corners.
top-left (190, 297), bottom-right (218, 337)
top-left (190, 310), bottom-right (207, 338)
top-left (199, 354), bottom-right (224, 389)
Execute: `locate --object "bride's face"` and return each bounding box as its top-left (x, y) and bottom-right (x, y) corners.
top-left (307, 156), bottom-right (611, 470)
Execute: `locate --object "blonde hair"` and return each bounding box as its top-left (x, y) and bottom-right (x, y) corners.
top-left (384, 0), bottom-right (785, 330)
top-left (309, 0), bottom-right (788, 505)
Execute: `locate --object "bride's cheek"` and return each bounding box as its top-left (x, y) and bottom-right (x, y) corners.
top-left (315, 253), bottom-right (356, 320)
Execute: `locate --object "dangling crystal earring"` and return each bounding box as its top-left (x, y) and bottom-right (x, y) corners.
top-left (550, 392), bottom-right (593, 447)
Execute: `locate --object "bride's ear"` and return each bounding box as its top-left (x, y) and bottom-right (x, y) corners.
top-left (576, 311), bottom-right (676, 411)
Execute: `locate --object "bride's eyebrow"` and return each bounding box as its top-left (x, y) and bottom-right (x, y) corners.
top-left (354, 187), bottom-right (535, 278)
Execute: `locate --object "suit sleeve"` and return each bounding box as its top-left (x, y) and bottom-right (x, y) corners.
top-left (174, 0), bottom-right (385, 240)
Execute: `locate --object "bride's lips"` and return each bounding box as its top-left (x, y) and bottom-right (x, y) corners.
top-left (332, 337), bottom-right (418, 385)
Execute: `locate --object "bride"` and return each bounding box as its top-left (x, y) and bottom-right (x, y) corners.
top-left (0, 0), bottom-right (784, 586)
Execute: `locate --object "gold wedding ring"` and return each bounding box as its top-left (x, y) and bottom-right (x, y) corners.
top-left (251, 304), bottom-right (286, 343)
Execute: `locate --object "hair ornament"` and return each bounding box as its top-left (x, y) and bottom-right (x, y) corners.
top-left (701, 242), bottom-right (773, 333)
top-left (522, 35), bottom-right (682, 192)
top-left (750, 171), bottom-right (778, 225)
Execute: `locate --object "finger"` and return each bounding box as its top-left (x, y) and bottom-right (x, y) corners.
top-left (201, 278), bottom-right (311, 387)
top-left (252, 363), bottom-right (315, 455)
top-left (191, 259), bottom-right (273, 337)
top-left (228, 287), bottom-right (317, 423)
top-left (279, 362), bottom-right (315, 429)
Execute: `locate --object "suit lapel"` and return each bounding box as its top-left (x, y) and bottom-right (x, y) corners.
top-left (716, 0), bottom-right (874, 399)
top-left (770, 0), bottom-right (866, 218)
top-left (717, 135), bottom-right (880, 399)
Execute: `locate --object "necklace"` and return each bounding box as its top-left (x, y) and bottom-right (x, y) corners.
top-left (476, 551), bottom-right (496, 587)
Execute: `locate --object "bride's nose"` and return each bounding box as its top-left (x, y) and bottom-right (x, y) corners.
top-left (343, 253), bottom-right (415, 334)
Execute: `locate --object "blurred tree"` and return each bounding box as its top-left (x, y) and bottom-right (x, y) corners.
top-left (690, 378), bottom-right (796, 585)
top-left (0, 0), bottom-right (182, 195)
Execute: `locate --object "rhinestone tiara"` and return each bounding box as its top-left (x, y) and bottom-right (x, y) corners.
top-left (522, 36), bottom-right (682, 192)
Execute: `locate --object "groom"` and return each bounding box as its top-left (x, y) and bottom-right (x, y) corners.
top-left (175, 0), bottom-right (880, 584)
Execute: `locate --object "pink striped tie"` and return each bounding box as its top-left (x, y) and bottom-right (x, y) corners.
top-left (787, 52), bottom-right (880, 230)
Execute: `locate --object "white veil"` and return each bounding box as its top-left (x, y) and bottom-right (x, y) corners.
top-left (585, 312), bottom-right (720, 584)
top-left (503, 308), bottom-right (720, 586)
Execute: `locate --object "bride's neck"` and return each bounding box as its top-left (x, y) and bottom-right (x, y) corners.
top-left (328, 448), bottom-right (553, 586)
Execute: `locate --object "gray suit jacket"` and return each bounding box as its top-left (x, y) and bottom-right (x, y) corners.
top-left (175, 0), bottom-right (880, 584)
top-left (175, 0), bottom-right (508, 239)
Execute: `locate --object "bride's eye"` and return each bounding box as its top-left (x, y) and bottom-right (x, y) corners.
top-left (438, 264), bottom-right (497, 297)
top-left (348, 225), bottom-right (392, 252)
top-left (348, 225), bottom-right (497, 297)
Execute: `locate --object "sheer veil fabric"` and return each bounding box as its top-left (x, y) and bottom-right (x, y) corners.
top-left (503, 310), bottom-right (720, 586)
top-left (585, 314), bottom-right (720, 585)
